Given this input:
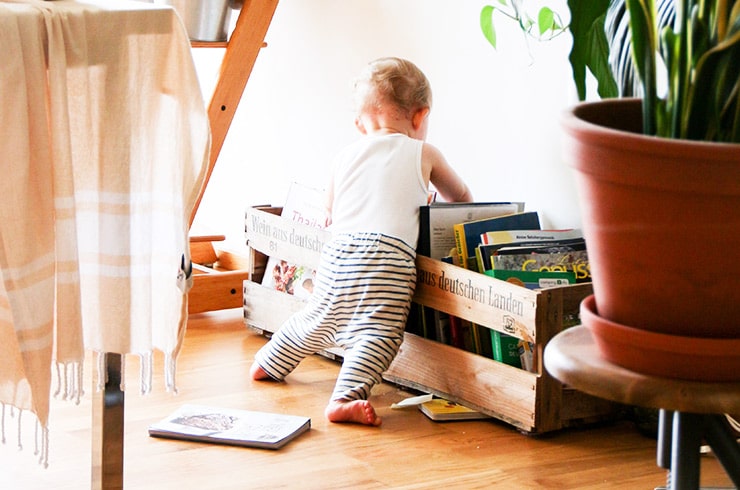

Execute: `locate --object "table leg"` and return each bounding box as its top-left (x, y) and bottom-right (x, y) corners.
top-left (92, 353), bottom-right (125, 490)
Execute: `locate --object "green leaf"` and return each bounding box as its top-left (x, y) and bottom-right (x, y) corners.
top-left (625, 0), bottom-right (659, 134)
top-left (480, 5), bottom-right (498, 49)
top-left (586, 13), bottom-right (619, 99)
top-left (660, 26), bottom-right (680, 136)
top-left (538, 7), bottom-right (555, 35)
top-left (685, 30), bottom-right (740, 141)
top-left (567, 0), bottom-right (617, 100)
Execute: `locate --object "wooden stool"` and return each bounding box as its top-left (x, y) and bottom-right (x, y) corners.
top-left (544, 326), bottom-right (740, 490)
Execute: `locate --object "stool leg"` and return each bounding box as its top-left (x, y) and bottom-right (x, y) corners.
top-left (657, 409), bottom-right (673, 470)
top-left (670, 412), bottom-right (703, 490)
top-left (703, 414), bottom-right (740, 488)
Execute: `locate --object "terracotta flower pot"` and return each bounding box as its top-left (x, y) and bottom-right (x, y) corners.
top-left (581, 295), bottom-right (740, 382)
top-left (562, 98), bottom-right (740, 379)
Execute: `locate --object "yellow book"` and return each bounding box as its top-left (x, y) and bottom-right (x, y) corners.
top-left (419, 398), bottom-right (490, 421)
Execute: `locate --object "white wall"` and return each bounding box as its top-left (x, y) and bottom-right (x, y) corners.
top-left (190, 0), bottom-right (585, 251)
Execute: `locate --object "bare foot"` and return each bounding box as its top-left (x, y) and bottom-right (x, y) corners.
top-left (250, 362), bottom-right (273, 381)
top-left (325, 399), bottom-right (382, 426)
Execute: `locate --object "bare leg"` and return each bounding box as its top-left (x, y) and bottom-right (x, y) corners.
top-left (325, 399), bottom-right (382, 426)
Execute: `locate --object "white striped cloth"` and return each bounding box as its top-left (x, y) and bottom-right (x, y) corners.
top-left (0, 0), bottom-right (210, 465)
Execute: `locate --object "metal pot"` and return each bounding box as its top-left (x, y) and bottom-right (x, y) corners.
top-left (157, 0), bottom-right (237, 42)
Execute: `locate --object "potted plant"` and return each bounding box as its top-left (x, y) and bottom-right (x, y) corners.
top-left (481, 1), bottom-right (740, 381)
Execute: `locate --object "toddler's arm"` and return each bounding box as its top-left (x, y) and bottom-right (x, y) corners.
top-left (422, 143), bottom-right (473, 203)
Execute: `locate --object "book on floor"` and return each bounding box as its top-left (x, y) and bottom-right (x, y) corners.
top-left (148, 404), bottom-right (311, 450)
top-left (419, 398), bottom-right (491, 421)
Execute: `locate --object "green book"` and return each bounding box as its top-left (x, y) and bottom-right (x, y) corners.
top-left (491, 331), bottom-right (522, 368)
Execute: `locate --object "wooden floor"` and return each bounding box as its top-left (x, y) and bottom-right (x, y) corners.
top-left (1, 308), bottom-right (734, 489)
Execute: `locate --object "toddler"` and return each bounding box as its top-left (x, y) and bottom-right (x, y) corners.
top-left (250, 57), bottom-right (472, 426)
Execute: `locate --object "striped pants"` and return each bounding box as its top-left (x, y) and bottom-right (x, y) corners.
top-left (253, 233), bottom-right (417, 402)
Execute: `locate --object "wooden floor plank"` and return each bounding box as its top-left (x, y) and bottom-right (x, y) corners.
top-left (1, 308), bottom-right (733, 489)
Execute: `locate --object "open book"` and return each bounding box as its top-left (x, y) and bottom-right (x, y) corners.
top-left (148, 404), bottom-right (311, 450)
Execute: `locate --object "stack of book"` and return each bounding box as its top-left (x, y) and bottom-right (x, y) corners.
top-left (479, 228), bottom-right (588, 371)
top-left (478, 229), bottom-right (589, 283)
top-left (413, 201), bottom-right (590, 372)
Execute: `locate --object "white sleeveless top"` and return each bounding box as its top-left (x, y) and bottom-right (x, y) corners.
top-left (329, 133), bottom-right (429, 248)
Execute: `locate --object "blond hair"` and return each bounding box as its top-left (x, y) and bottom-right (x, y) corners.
top-left (353, 57), bottom-right (432, 116)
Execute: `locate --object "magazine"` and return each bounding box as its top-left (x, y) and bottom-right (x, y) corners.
top-left (260, 182), bottom-right (328, 299)
top-left (148, 404), bottom-right (311, 450)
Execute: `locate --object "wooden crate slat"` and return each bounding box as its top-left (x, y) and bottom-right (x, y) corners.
top-left (243, 280), bottom-right (303, 332)
top-left (243, 281), bottom-right (344, 360)
top-left (245, 207), bottom-right (329, 269)
top-left (385, 332), bottom-right (538, 432)
top-left (414, 255), bottom-right (539, 342)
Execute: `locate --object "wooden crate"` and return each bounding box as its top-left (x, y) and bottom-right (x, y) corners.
top-left (243, 207), bottom-right (618, 433)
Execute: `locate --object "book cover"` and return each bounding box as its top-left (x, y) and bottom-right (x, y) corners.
top-left (477, 238), bottom-right (586, 274)
top-left (148, 404), bottom-right (311, 450)
top-left (485, 269), bottom-right (576, 289)
top-left (419, 398), bottom-right (490, 422)
top-left (490, 331), bottom-right (522, 368)
top-left (453, 211), bottom-right (541, 270)
top-left (418, 202), bottom-right (523, 260)
top-left (491, 241), bottom-right (591, 283)
top-left (481, 228), bottom-right (583, 246)
top-left (475, 243), bottom-right (505, 274)
top-left (261, 182), bottom-right (329, 299)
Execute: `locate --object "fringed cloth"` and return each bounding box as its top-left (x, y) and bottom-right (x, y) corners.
top-left (0, 0), bottom-right (210, 466)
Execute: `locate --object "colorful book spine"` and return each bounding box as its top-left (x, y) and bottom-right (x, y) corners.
top-left (481, 228), bottom-right (583, 245)
top-left (453, 211), bottom-right (541, 270)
